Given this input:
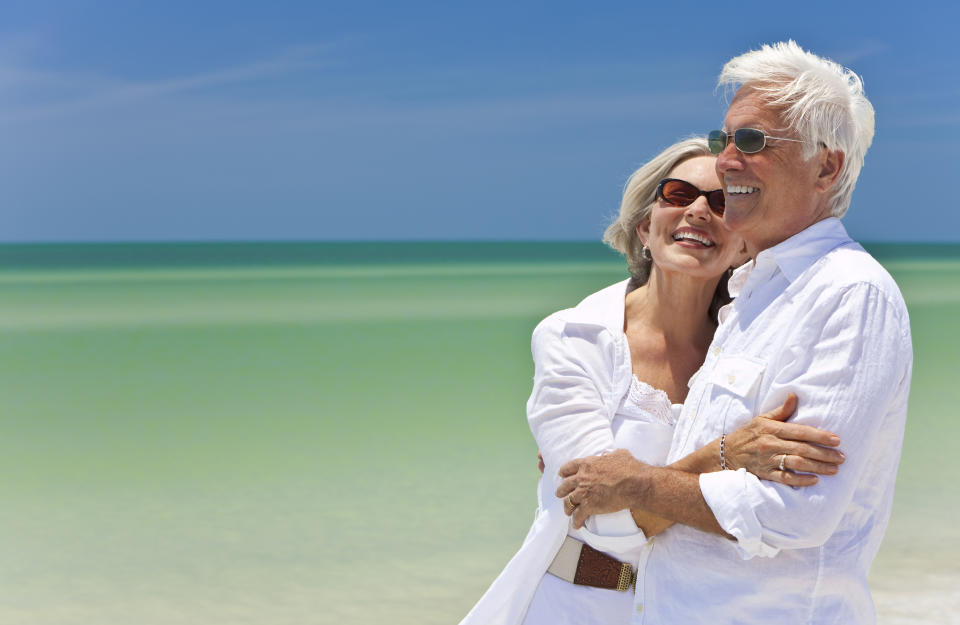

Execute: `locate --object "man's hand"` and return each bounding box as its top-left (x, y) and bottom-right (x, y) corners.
top-left (555, 449), bottom-right (648, 529)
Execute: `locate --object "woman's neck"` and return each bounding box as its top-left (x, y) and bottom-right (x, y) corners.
top-left (624, 267), bottom-right (720, 349)
top-left (623, 267), bottom-right (723, 403)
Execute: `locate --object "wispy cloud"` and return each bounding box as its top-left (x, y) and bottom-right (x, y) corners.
top-left (0, 44), bottom-right (334, 124)
top-left (886, 112), bottom-right (960, 128)
top-left (832, 41), bottom-right (890, 66)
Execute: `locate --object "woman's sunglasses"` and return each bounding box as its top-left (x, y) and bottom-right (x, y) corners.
top-left (708, 128), bottom-right (804, 154)
top-left (657, 178), bottom-right (725, 217)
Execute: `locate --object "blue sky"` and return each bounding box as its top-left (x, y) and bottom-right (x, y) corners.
top-left (1, 1), bottom-right (957, 242)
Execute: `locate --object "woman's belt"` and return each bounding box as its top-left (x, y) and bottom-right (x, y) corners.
top-left (546, 536), bottom-right (635, 592)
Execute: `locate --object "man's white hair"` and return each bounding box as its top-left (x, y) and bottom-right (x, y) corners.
top-left (718, 40), bottom-right (875, 218)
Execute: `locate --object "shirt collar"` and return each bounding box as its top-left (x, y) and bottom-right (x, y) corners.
top-left (729, 217), bottom-right (853, 298)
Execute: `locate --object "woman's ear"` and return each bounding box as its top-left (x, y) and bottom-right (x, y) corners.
top-left (635, 219), bottom-right (650, 247)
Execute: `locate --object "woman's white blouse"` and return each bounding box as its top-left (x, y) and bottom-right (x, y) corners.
top-left (460, 279), bottom-right (655, 625)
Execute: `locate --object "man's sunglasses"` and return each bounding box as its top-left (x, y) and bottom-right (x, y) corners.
top-left (656, 178), bottom-right (725, 217)
top-left (708, 128), bottom-right (804, 154)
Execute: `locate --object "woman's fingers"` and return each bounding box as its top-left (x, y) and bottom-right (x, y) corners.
top-left (787, 440), bottom-right (845, 465)
top-left (785, 455), bottom-right (840, 475)
top-left (759, 392), bottom-right (797, 422)
top-left (758, 393), bottom-right (842, 447)
top-left (770, 465), bottom-right (819, 487)
top-left (763, 420), bottom-right (842, 447)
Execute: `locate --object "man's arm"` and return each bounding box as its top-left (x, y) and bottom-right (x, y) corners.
top-left (555, 450), bottom-right (730, 536)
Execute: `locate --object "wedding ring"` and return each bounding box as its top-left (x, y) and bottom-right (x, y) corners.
top-left (779, 454), bottom-right (787, 472)
top-left (566, 495), bottom-right (578, 511)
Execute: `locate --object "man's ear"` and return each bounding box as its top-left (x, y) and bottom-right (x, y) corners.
top-left (816, 148), bottom-right (845, 192)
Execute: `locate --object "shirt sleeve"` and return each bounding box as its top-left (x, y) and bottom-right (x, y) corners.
top-left (526, 314), bottom-right (622, 476)
top-left (699, 282), bottom-right (913, 559)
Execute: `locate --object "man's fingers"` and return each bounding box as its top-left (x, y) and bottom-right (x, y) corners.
top-left (557, 459), bottom-right (580, 478)
top-left (571, 504), bottom-right (589, 529)
top-left (555, 477), bottom-right (576, 499)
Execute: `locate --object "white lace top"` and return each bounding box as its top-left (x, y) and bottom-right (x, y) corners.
top-left (625, 375), bottom-right (679, 428)
top-left (567, 375), bottom-right (682, 559)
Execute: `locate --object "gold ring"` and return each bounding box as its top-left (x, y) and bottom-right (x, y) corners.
top-left (566, 495), bottom-right (577, 510)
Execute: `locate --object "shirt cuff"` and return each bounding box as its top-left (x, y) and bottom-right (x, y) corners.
top-left (700, 469), bottom-right (780, 560)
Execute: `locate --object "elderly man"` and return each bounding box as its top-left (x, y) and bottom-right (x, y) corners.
top-left (556, 41), bottom-right (912, 624)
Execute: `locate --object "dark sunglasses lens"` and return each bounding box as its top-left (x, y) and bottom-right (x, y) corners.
top-left (707, 130), bottom-right (727, 155)
top-left (706, 190), bottom-right (725, 216)
top-left (660, 180), bottom-right (699, 206)
top-left (733, 128), bottom-right (765, 153)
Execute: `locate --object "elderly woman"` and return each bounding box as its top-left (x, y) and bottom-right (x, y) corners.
top-left (459, 137), bottom-right (844, 625)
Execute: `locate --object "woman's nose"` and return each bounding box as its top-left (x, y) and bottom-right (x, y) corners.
top-left (685, 196), bottom-right (712, 220)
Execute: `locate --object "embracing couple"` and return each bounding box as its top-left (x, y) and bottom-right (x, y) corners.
top-left (460, 41), bottom-right (912, 625)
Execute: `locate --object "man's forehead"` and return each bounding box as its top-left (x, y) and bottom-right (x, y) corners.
top-left (723, 85), bottom-right (787, 130)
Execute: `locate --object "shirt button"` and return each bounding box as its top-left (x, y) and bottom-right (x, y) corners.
top-left (727, 374), bottom-right (736, 384)
top-left (636, 604), bottom-right (644, 613)
top-left (713, 346), bottom-right (722, 355)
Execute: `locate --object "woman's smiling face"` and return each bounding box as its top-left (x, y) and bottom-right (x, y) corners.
top-left (637, 155), bottom-right (745, 280)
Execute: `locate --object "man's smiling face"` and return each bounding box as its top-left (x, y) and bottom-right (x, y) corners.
top-left (715, 85), bottom-right (834, 257)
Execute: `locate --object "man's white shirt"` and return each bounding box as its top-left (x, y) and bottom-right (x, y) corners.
top-left (635, 218), bottom-right (913, 624)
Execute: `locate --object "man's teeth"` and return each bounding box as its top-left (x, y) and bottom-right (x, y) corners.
top-left (673, 232), bottom-right (714, 246)
top-left (727, 185), bottom-right (758, 194)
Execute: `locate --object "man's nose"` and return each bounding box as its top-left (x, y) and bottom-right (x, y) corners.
top-left (716, 141), bottom-right (744, 173)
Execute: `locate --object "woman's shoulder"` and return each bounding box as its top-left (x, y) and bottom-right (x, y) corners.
top-left (531, 279), bottom-right (632, 369)
top-left (533, 279), bottom-right (631, 340)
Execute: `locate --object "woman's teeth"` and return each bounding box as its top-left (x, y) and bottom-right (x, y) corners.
top-left (673, 232), bottom-right (714, 246)
top-left (727, 185), bottom-right (758, 195)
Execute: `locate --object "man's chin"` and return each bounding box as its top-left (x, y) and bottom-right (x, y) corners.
top-left (720, 210), bottom-right (753, 233)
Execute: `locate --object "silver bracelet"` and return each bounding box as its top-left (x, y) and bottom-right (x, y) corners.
top-left (720, 434), bottom-right (727, 470)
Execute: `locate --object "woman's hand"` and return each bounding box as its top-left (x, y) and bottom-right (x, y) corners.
top-left (724, 393), bottom-right (845, 487)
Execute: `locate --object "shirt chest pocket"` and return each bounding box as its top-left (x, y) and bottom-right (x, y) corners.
top-left (704, 355), bottom-right (767, 435)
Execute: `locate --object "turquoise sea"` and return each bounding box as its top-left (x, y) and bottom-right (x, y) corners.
top-left (1, 242), bottom-right (957, 625)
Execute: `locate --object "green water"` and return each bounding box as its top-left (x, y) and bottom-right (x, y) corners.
top-left (1, 242), bottom-right (957, 624)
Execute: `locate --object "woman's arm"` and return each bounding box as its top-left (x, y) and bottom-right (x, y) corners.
top-left (527, 315), bottom-right (623, 476)
top-left (671, 393), bottom-right (844, 481)
top-left (630, 393), bottom-right (845, 536)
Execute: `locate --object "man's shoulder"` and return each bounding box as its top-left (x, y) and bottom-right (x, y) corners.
top-left (812, 242), bottom-right (905, 306)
